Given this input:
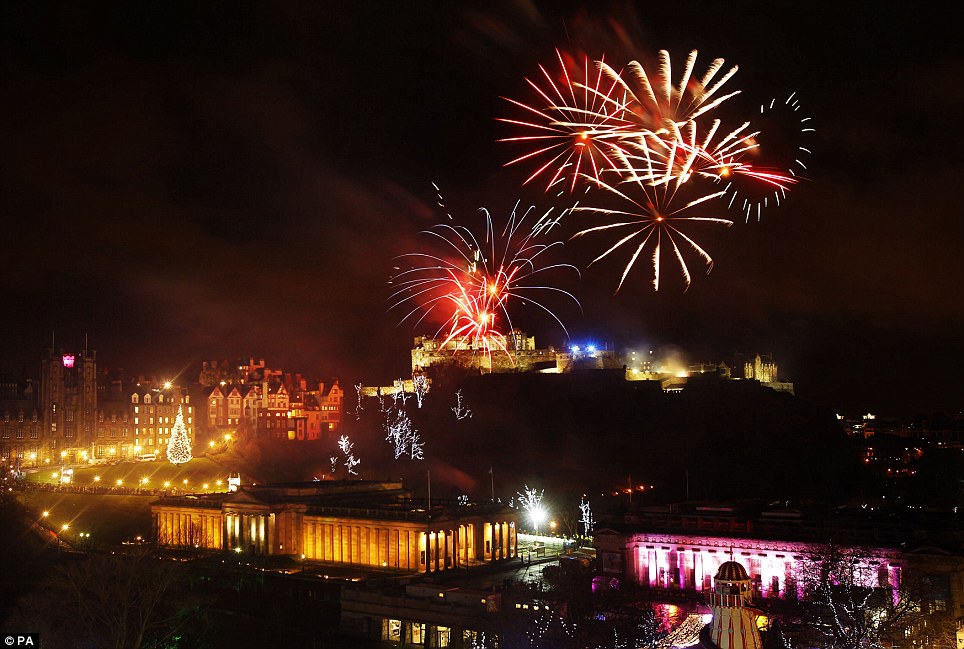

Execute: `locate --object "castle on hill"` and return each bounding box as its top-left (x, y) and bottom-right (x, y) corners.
top-left (409, 331), bottom-right (793, 395)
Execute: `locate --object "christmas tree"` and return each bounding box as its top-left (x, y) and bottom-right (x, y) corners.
top-left (166, 405), bottom-right (193, 465)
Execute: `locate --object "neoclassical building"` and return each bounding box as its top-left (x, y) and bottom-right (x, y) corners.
top-left (152, 480), bottom-right (518, 573)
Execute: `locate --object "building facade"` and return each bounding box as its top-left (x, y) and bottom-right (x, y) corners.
top-left (152, 481), bottom-right (519, 574)
top-left (0, 375), bottom-right (42, 468)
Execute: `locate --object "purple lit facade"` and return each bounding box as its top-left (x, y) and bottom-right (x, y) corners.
top-left (595, 530), bottom-right (903, 600)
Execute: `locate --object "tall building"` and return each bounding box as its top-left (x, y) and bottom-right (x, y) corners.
top-left (40, 348), bottom-right (98, 464)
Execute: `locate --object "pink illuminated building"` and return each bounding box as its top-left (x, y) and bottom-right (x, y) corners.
top-left (595, 529), bottom-right (904, 602)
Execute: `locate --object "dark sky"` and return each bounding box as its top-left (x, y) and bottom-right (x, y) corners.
top-left (1, 1), bottom-right (962, 417)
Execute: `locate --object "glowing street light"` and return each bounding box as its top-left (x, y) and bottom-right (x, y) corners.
top-left (42, 510), bottom-right (49, 518)
top-left (116, 479), bottom-right (123, 487)
top-left (94, 475), bottom-right (101, 482)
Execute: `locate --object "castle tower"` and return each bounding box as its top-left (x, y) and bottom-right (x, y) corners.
top-left (705, 560), bottom-right (763, 649)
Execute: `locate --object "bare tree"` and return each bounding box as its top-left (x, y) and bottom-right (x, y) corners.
top-left (7, 549), bottom-right (208, 649)
top-left (790, 543), bottom-right (957, 649)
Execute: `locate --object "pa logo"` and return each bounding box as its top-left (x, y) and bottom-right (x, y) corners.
top-left (3, 634), bottom-right (38, 646)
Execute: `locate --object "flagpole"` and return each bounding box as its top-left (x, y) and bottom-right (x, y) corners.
top-left (489, 466), bottom-right (495, 502)
top-left (427, 468), bottom-right (431, 510)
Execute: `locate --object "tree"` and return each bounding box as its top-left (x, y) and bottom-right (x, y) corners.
top-left (6, 549), bottom-right (208, 649)
top-left (166, 405), bottom-right (192, 465)
top-left (789, 543), bottom-right (958, 649)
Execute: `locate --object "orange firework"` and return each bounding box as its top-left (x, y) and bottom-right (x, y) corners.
top-left (389, 202), bottom-right (579, 360)
top-left (498, 50), bottom-right (638, 192)
top-left (570, 149), bottom-right (733, 292)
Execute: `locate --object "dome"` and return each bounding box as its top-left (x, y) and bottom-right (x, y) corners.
top-left (715, 560), bottom-right (749, 581)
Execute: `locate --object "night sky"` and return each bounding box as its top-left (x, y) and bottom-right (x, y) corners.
top-left (2, 1), bottom-right (962, 417)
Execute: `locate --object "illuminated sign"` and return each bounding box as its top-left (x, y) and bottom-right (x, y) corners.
top-left (62, 355), bottom-right (75, 368)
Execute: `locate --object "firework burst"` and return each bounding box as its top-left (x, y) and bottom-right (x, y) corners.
top-left (715, 92), bottom-right (814, 221)
top-left (599, 49), bottom-right (741, 134)
top-left (389, 201), bottom-right (580, 360)
top-left (498, 49), bottom-right (639, 192)
top-left (570, 149), bottom-right (733, 292)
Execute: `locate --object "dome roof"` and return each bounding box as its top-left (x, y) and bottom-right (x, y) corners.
top-left (715, 560), bottom-right (750, 581)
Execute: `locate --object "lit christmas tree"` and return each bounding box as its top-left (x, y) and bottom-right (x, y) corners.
top-left (166, 405), bottom-right (193, 465)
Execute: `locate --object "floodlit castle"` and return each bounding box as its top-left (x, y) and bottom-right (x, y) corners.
top-left (411, 331), bottom-right (621, 376)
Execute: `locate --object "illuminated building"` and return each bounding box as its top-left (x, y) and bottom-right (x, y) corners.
top-left (594, 504), bottom-right (963, 621)
top-left (0, 375), bottom-right (42, 468)
top-left (40, 347), bottom-right (98, 464)
top-left (412, 331), bottom-right (622, 376)
top-left (152, 480), bottom-right (518, 573)
top-left (741, 353), bottom-right (793, 394)
top-left (93, 383), bottom-right (195, 460)
top-left (341, 583), bottom-right (501, 647)
top-left (204, 372), bottom-right (343, 442)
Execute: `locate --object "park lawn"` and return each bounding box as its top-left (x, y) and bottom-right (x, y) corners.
top-left (18, 491), bottom-right (155, 547)
top-left (25, 455), bottom-right (235, 492)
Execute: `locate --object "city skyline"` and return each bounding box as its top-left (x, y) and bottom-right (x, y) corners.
top-left (2, 2), bottom-right (962, 417)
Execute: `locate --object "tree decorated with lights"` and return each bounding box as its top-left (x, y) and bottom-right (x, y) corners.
top-left (166, 405), bottom-right (192, 465)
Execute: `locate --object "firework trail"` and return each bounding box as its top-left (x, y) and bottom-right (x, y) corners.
top-left (715, 92), bottom-right (814, 222)
top-left (389, 201), bottom-right (580, 361)
top-left (498, 48), bottom-right (811, 291)
top-left (570, 148), bottom-right (732, 292)
top-left (498, 49), bottom-right (639, 192)
top-left (599, 49), bottom-right (741, 134)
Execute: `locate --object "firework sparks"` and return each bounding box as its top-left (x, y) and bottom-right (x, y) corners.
top-left (599, 49), bottom-right (741, 134)
top-left (497, 49), bottom-right (812, 292)
top-left (570, 149), bottom-right (733, 292)
top-left (716, 92), bottom-right (814, 222)
top-left (389, 201), bottom-right (580, 361)
top-left (498, 49), bottom-right (639, 192)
